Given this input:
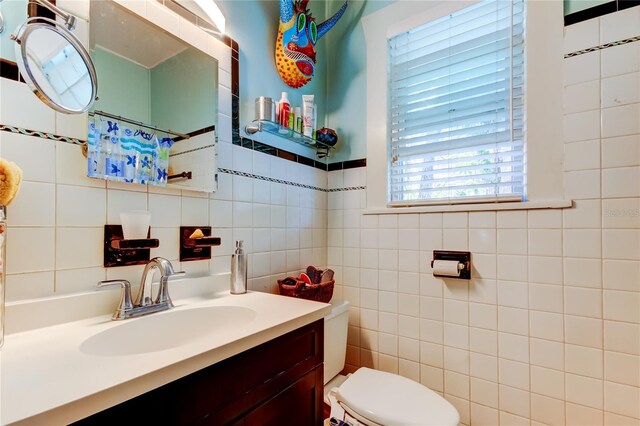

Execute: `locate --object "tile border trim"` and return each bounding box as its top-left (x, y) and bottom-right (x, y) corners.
top-left (328, 186), bottom-right (366, 192)
top-left (328, 158), bottom-right (367, 171)
top-left (564, 1), bottom-right (640, 26)
top-left (0, 124), bottom-right (85, 145)
top-left (564, 35), bottom-right (640, 58)
top-left (233, 137), bottom-right (329, 171)
top-left (218, 167), bottom-right (326, 191)
top-left (0, 59), bottom-right (22, 82)
top-left (0, 123), bottom-right (368, 193)
top-left (231, 134), bottom-right (372, 172)
top-left (234, 136), bottom-right (369, 173)
top-left (217, 168), bottom-right (366, 193)
top-left (170, 143), bottom-right (216, 157)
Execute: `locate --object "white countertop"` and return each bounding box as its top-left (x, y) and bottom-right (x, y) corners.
top-left (0, 287), bottom-right (331, 425)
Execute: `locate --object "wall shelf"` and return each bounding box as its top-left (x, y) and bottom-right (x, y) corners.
top-left (245, 119), bottom-right (333, 158)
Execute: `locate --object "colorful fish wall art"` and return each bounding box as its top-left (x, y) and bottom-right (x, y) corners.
top-left (276, 0), bottom-right (349, 88)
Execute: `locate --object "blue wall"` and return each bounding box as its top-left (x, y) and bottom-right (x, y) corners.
top-left (91, 47), bottom-right (151, 124)
top-left (150, 48), bottom-right (218, 134)
top-left (0, 0), bottom-right (616, 163)
top-left (219, 0), bottom-right (391, 163)
top-left (91, 47), bottom-right (217, 136)
top-left (220, 0), bottom-right (332, 159)
top-left (323, 0), bottom-right (366, 162)
top-left (0, 0), bottom-right (27, 63)
top-left (324, 0), bottom-right (392, 162)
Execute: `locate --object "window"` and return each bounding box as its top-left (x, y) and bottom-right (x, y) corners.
top-left (387, 0), bottom-right (526, 206)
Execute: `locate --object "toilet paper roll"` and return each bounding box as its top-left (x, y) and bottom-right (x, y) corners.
top-left (433, 260), bottom-right (461, 277)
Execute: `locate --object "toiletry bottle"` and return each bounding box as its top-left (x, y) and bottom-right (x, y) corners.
top-left (278, 92), bottom-right (290, 129)
top-left (312, 106), bottom-right (318, 142)
top-left (302, 95), bottom-right (314, 137)
top-left (295, 107), bottom-right (302, 132)
top-left (230, 240), bottom-right (247, 294)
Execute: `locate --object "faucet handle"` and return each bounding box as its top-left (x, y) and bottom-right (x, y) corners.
top-left (154, 270), bottom-right (186, 306)
top-left (98, 279), bottom-right (134, 320)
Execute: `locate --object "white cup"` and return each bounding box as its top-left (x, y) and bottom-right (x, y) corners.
top-left (120, 210), bottom-right (151, 240)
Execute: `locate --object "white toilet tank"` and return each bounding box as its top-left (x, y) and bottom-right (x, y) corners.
top-left (323, 299), bottom-right (350, 385)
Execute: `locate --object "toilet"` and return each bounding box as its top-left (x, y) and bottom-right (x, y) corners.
top-left (324, 299), bottom-right (460, 426)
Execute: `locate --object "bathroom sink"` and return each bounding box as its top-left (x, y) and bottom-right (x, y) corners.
top-left (80, 306), bottom-right (256, 356)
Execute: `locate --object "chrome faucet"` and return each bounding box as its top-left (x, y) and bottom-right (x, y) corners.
top-left (136, 257), bottom-right (184, 307)
top-left (99, 257), bottom-right (185, 320)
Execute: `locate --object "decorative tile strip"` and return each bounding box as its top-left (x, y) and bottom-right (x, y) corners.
top-left (170, 143), bottom-right (216, 157)
top-left (0, 124), bottom-right (366, 192)
top-left (328, 186), bottom-right (366, 192)
top-left (217, 168), bottom-right (366, 192)
top-left (565, 35), bottom-right (640, 58)
top-left (0, 124), bottom-right (86, 145)
top-left (1, 125), bottom-right (368, 193)
top-left (218, 168), bottom-right (326, 191)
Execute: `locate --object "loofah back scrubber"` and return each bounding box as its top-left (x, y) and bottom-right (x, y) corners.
top-left (0, 158), bottom-right (23, 206)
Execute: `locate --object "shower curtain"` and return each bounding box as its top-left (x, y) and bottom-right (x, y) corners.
top-left (87, 116), bottom-right (174, 186)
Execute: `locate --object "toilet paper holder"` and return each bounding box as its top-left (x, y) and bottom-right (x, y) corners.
top-left (431, 250), bottom-right (471, 280)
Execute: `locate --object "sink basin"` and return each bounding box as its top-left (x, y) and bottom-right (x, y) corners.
top-left (80, 306), bottom-right (256, 356)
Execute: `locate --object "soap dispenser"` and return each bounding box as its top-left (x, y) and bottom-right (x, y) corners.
top-left (230, 240), bottom-right (247, 294)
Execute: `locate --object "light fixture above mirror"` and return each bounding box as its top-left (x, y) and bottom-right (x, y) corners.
top-left (173, 0), bottom-right (225, 34)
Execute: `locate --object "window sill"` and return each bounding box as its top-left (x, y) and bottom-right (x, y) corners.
top-left (363, 199), bottom-right (574, 215)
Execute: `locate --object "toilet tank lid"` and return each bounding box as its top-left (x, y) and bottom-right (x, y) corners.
top-left (336, 368), bottom-right (460, 426)
top-left (325, 299), bottom-right (349, 321)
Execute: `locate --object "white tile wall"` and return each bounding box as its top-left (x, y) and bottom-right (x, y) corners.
top-left (2, 3), bottom-right (639, 425)
top-left (1, 77), bottom-right (327, 300)
top-left (0, 0), bottom-right (320, 301)
top-left (326, 9), bottom-right (640, 425)
top-left (600, 6), bottom-right (640, 44)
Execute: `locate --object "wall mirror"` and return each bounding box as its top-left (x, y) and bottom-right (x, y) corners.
top-left (10, 0), bottom-right (98, 114)
top-left (88, 0), bottom-right (220, 193)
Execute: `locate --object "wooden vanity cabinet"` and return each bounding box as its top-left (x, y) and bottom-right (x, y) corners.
top-left (74, 319), bottom-right (324, 425)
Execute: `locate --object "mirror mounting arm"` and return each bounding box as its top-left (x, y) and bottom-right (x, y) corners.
top-left (29, 0), bottom-right (77, 30)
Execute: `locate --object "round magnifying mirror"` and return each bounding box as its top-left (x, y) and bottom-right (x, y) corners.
top-left (13, 19), bottom-right (98, 114)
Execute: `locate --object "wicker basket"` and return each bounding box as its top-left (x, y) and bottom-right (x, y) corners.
top-left (277, 278), bottom-right (335, 303)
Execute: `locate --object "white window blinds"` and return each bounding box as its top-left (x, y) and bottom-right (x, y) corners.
top-left (388, 0), bottom-right (525, 206)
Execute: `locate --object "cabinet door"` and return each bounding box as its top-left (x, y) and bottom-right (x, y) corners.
top-left (229, 366), bottom-right (323, 426)
top-left (72, 320), bottom-right (324, 425)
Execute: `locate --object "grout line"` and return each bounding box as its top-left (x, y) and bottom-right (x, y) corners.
top-left (598, 70), bottom-right (606, 416)
top-left (560, 208), bottom-right (568, 424)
